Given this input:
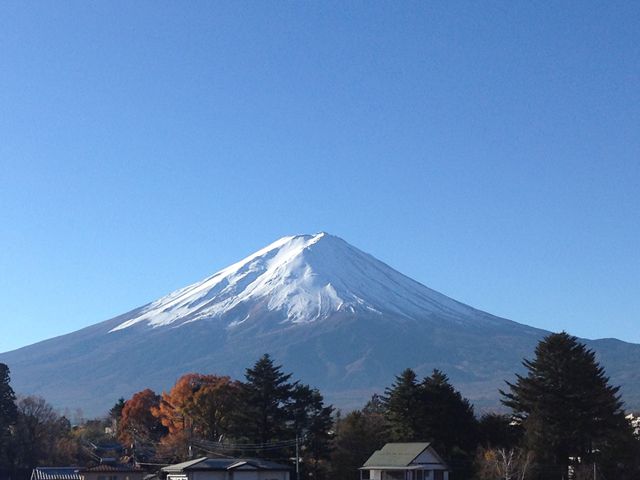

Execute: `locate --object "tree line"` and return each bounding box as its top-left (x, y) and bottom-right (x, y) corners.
top-left (1, 333), bottom-right (639, 480)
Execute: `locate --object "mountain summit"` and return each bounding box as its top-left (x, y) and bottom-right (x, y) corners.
top-left (1, 233), bottom-right (639, 416)
top-left (111, 232), bottom-right (491, 333)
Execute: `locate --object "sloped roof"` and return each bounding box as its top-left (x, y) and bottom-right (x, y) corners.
top-left (162, 458), bottom-right (207, 473)
top-left (162, 457), bottom-right (290, 473)
top-left (363, 443), bottom-right (432, 468)
top-left (32, 468), bottom-right (81, 480)
top-left (81, 464), bottom-right (143, 473)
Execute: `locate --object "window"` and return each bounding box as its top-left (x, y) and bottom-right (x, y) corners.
top-left (433, 471), bottom-right (444, 480)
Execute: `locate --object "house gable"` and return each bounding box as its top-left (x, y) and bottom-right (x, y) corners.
top-left (411, 447), bottom-right (448, 469)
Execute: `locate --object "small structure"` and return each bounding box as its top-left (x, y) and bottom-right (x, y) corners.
top-left (31, 468), bottom-right (81, 480)
top-left (360, 443), bottom-right (450, 480)
top-left (80, 463), bottom-right (145, 480)
top-left (162, 457), bottom-right (291, 480)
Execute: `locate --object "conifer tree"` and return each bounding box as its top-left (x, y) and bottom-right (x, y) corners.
top-left (501, 332), bottom-right (628, 479)
top-left (0, 363), bottom-right (17, 468)
top-left (383, 368), bottom-right (421, 441)
top-left (109, 398), bottom-right (126, 426)
top-left (237, 354), bottom-right (295, 449)
top-left (478, 412), bottom-right (521, 449)
top-left (420, 370), bottom-right (478, 455)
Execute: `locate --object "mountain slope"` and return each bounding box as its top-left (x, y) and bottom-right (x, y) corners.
top-left (110, 233), bottom-right (509, 332)
top-left (1, 233), bottom-right (638, 416)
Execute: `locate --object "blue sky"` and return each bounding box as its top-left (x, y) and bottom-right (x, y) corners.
top-left (0, 1), bottom-right (638, 353)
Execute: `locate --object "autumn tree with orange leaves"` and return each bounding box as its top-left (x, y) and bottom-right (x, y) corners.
top-left (151, 374), bottom-right (241, 460)
top-left (118, 389), bottom-right (166, 448)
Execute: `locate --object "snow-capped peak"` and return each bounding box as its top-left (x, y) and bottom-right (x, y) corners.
top-left (109, 232), bottom-right (480, 333)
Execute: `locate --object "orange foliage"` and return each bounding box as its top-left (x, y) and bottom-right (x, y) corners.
top-left (118, 388), bottom-right (163, 445)
top-left (152, 374), bottom-right (241, 448)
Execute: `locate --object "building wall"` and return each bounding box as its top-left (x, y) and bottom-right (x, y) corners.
top-left (168, 470), bottom-right (288, 480)
top-left (234, 471), bottom-right (289, 480)
top-left (366, 469), bottom-right (448, 480)
top-left (191, 472), bottom-right (227, 480)
top-left (82, 472), bottom-right (145, 480)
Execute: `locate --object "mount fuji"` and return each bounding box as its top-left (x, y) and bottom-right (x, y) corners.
top-left (1, 233), bottom-right (639, 416)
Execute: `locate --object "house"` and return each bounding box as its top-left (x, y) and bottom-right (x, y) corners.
top-left (360, 443), bottom-right (450, 480)
top-left (31, 468), bottom-right (81, 480)
top-left (79, 463), bottom-right (145, 480)
top-left (162, 457), bottom-right (291, 480)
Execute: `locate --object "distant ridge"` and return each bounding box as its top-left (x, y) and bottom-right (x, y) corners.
top-left (1, 233), bottom-right (639, 416)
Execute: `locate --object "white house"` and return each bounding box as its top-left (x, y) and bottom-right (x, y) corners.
top-left (162, 457), bottom-right (290, 480)
top-left (360, 443), bottom-right (450, 480)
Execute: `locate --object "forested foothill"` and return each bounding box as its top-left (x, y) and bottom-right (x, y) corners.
top-left (0, 334), bottom-right (639, 480)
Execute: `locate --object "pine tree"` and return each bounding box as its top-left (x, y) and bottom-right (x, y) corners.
top-left (237, 354), bottom-right (295, 452)
top-left (478, 412), bottom-right (521, 449)
top-left (109, 398), bottom-right (126, 425)
top-left (501, 332), bottom-right (628, 479)
top-left (0, 363), bottom-right (17, 468)
top-left (383, 368), bottom-right (421, 441)
top-left (419, 370), bottom-right (478, 455)
top-left (417, 370), bottom-right (478, 480)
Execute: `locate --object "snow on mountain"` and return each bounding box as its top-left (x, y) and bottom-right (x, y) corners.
top-left (2, 232), bottom-right (639, 417)
top-left (110, 232), bottom-right (487, 333)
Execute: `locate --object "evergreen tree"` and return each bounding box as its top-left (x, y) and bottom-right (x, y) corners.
top-left (382, 368), bottom-right (477, 479)
top-left (478, 412), bottom-right (521, 449)
top-left (419, 370), bottom-right (478, 455)
top-left (109, 398), bottom-right (126, 426)
top-left (0, 363), bottom-right (17, 468)
top-left (383, 368), bottom-right (421, 441)
top-left (237, 354), bottom-right (295, 454)
top-left (363, 394), bottom-right (386, 416)
top-left (501, 332), bottom-right (629, 479)
top-left (418, 370), bottom-right (478, 480)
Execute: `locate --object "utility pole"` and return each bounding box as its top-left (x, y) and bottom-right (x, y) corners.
top-left (295, 433), bottom-right (300, 480)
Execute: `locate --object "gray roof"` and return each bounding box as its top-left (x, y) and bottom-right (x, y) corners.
top-left (31, 468), bottom-right (81, 480)
top-left (80, 463), bottom-right (143, 473)
top-left (162, 457), bottom-right (291, 473)
top-left (363, 443), bottom-right (432, 468)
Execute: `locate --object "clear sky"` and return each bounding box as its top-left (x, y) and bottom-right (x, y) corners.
top-left (0, 1), bottom-right (638, 354)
